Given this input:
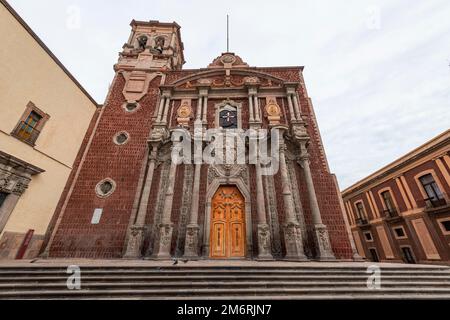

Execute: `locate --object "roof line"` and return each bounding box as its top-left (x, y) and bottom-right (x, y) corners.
top-left (342, 129), bottom-right (450, 195)
top-left (1, 0), bottom-right (99, 106)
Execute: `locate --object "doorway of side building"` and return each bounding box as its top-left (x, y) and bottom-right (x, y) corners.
top-left (210, 185), bottom-right (246, 259)
top-left (369, 248), bottom-right (380, 262)
top-left (400, 246), bottom-right (416, 264)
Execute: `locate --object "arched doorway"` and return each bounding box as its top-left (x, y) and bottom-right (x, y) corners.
top-left (210, 185), bottom-right (246, 258)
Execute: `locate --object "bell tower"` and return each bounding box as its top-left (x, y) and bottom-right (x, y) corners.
top-left (115, 20), bottom-right (185, 105)
top-left (117, 20), bottom-right (185, 72)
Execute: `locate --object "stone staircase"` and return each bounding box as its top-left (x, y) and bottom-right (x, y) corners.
top-left (0, 261), bottom-right (450, 299)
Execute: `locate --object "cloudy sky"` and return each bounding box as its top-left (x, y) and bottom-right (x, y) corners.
top-left (8, 0), bottom-right (450, 189)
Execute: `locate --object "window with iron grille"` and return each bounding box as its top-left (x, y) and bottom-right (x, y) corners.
top-left (11, 102), bottom-right (49, 146)
top-left (419, 174), bottom-right (444, 202)
top-left (381, 190), bottom-right (395, 213)
top-left (355, 202), bottom-right (365, 218)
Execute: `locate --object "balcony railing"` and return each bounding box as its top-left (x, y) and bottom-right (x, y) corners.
top-left (424, 195), bottom-right (447, 209)
top-left (383, 208), bottom-right (398, 218)
top-left (355, 217), bottom-right (368, 226)
top-left (11, 122), bottom-right (41, 145)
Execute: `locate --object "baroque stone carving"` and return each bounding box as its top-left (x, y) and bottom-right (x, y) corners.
top-left (283, 222), bottom-right (307, 261)
top-left (207, 165), bottom-right (248, 186)
top-left (313, 224), bottom-right (336, 260)
top-left (265, 97), bottom-right (281, 125)
top-left (176, 100), bottom-right (192, 126)
top-left (257, 224), bottom-right (272, 259)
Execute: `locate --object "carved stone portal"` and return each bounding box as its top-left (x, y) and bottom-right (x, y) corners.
top-left (283, 222), bottom-right (308, 261)
top-left (257, 223), bottom-right (273, 260)
top-left (183, 224), bottom-right (200, 258)
top-left (153, 223), bottom-right (173, 259)
top-left (313, 224), bottom-right (336, 261)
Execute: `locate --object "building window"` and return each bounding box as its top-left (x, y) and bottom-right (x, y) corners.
top-left (381, 190), bottom-right (396, 216)
top-left (369, 248), bottom-right (379, 262)
top-left (364, 231), bottom-right (373, 241)
top-left (113, 131), bottom-right (130, 145)
top-left (123, 101), bottom-right (139, 113)
top-left (393, 227), bottom-right (407, 239)
top-left (11, 102), bottom-right (49, 146)
top-left (419, 173), bottom-right (445, 207)
top-left (442, 221), bottom-right (450, 232)
top-left (0, 192), bottom-right (8, 208)
top-left (95, 178), bottom-right (116, 198)
top-left (401, 246), bottom-right (416, 264)
top-left (355, 202), bottom-right (368, 225)
top-left (355, 202), bottom-right (364, 217)
top-left (439, 220), bottom-right (450, 233)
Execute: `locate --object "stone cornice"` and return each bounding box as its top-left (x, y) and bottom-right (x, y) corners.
top-left (0, 150), bottom-right (44, 175)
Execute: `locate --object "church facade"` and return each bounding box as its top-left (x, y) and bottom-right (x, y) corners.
top-left (41, 20), bottom-right (355, 261)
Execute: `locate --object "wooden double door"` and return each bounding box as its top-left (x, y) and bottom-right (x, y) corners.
top-left (210, 186), bottom-right (246, 258)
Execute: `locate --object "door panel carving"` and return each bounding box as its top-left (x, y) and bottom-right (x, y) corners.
top-left (210, 186), bottom-right (245, 258)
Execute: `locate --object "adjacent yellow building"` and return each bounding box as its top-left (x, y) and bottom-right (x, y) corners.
top-left (0, 0), bottom-right (98, 259)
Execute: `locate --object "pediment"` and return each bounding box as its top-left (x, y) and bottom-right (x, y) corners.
top-left (171, 69), bottom-right (286, 89)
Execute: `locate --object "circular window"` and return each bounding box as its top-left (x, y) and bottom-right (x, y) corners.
top-left (126, 102), bottom-right (137, 112)
top-left (95, 178), bottom-right (116, 198)
top-left (122, 101), bottom-right (140, 113)
top-left (113, 131), bottom-right (130, 145)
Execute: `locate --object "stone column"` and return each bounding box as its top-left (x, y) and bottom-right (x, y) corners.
top-left (278, 133), bottom-right (307, 260)
top-left (292, 93), bottom-right (302, 120)
top-left (162, 94), bottom-right (171, 124)
top-left (196, 96), bottom-right (203, 120)
top-left (298, 142), bottom-right (335, 260)
top-left (253, 95), bottom-right (261, 122)
top-left (287, 94), bottom-right (296, 121)
top-left (153, 142), bottom-right (180, 259)
top-left (248, 94), bottom-right (254, 122)
top-left (183, 132), bottom-right (202, 258)
top-left (156, 96), bottom-right (165, 122)
top-left (202, 94), bottom-right (208, 123)
top-left (255, 159), bottom-right (273, 260)
top-left (124, 144), bottom-right (158, 258)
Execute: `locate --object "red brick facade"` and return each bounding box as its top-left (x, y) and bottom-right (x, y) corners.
top-left (43, 20), bottom-right (353, 260)
top-left (343, 130), bottom-right (450, 264)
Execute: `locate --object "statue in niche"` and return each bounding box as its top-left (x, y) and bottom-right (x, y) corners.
top-left (137, 35), bottom-right (148, 50)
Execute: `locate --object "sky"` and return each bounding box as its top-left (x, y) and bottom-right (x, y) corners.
top-left (7, 0), bottom-right (450, 189)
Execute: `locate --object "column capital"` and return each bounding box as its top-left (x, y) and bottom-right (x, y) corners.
top-left (247, 87), bottom-right (258, 96)
top-left (198, 88), bottom-right (209, 97)
top-left (285, 82), bottom-right (300, 94)
top-left (160, 86), bottom-right (173, 97)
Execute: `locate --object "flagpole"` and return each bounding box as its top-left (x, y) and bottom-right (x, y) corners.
top-left (227, 14), bottom-right (229, 52)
